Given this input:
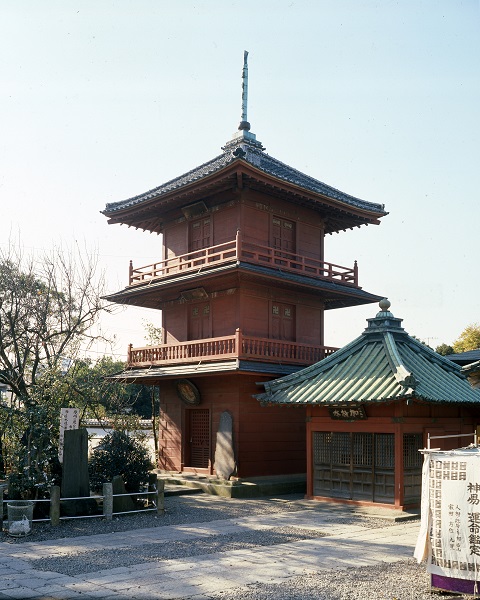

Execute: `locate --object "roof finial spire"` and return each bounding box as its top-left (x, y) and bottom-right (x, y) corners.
top-left (239, 50), bottom-right (250, 131)
top-left (223, 51), bottom-right (264, 151)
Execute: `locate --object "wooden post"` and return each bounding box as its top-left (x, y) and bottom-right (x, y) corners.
top-left (353, 260), bottom-right (358, 286)
top-left (49, 485), bottom-right (60, 526)
top-left (235, 328), bottom-right (242, 358)
top-left (0, 485), bottom-right (4, 531)
top-left (103, 482), bottom-right (113, 521)
top-left (127, 343), bottom-right (133, 365)
top-left (156, 477), bottom-right (165, 515)
top-left (129, 260), bottom-right (133, 284)
top-left (235, 229), bottom-right (241, 259)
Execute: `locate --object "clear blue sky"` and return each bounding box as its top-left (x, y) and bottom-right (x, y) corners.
top-left (1, 1), bottom-right (479, 358)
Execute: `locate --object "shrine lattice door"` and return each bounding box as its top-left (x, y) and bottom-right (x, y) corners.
top-left (312, 432), bottom-right (395, 503)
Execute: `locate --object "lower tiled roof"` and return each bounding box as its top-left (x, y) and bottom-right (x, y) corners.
top-left (256, 302), bottom-right (480, 406)
top-left (108, 360), bottom-right (302, 382)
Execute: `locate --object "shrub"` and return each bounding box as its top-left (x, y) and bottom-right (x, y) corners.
top-left (88, 430), bottom-right (153, 493)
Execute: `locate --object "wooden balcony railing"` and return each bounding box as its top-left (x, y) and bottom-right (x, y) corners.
top-left (128, 231), bottom-right (358, 287)
top-left (127, 329), bottom-right (337, 368)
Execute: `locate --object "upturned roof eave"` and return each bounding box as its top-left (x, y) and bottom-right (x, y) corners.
top-left (102, 153), bottom-right (387, 228)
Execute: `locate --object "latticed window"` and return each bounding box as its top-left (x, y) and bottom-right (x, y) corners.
top-left (313, 432), bottom-right (332, 463)
top-left (353, 433), bottom-right (373, 467)
top-left (403, 433), bottom-right (424, 468)
top-left (375, 434), bottom-right (395, 468)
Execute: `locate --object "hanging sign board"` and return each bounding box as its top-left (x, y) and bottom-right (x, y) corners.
top-left (415, 448), bottom-right (480, 582)
top-left (328, 405), bottom-right (367, 420)
top-left (58, 407), bottom-right (80, 463)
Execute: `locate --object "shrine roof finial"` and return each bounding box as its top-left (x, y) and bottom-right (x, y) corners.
top-left (238, 50), bottom-right (250, 132)
top-left (225, 51), bottom-right (264, 151)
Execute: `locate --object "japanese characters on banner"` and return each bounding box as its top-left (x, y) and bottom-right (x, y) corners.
top-left (417, 449), bottom-right (480, 582)
top-left (58, 407), bottom-right (80, 463)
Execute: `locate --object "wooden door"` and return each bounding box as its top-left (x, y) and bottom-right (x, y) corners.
top-left (189, 218), bottom-right (211, 252)
top-left (188, 303), bottom-right (211, 340)
top-left (312, 431), bottom-right (395, 503)
top-left (185, 409), bottom-right (210, 469)
top-left (272, 217), bottom-right (295, 265)
top-left (271, 302), bottom-right (295, 341)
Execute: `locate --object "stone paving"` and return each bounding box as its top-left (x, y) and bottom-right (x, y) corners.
top-left (0, 503), bottom-right (420, 600)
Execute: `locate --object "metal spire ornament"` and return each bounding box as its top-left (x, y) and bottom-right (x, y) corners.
top-left (239, 50), bottom-right (250, 131)
top-left (225, 51), bottom-right (264, 151)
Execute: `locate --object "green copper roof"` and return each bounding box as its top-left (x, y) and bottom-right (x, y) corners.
top-left (256, 299), bottom-right (480, 406)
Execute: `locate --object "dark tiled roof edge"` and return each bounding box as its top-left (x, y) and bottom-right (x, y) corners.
top-left (103, 139), bottom-right (387, 217)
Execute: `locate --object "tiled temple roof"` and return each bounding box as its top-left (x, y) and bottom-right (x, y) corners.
top-left (256, 299), bottom-right (480, 406)
top-left (103, 136), bottom-right (386, 218)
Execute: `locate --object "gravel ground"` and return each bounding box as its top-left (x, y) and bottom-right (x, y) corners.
top-left (1, 493), bottom-right (390, 544)
top-left (207, 560), bottom-right (444, 600)
top-left (2, 493), bottom-right (462, 600)
top-left (32, 526), bottom-right (328, 575)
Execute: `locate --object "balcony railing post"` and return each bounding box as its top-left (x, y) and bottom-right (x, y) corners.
top-left (127, 343), bottom-right (133, 365)
top-left (236, 229), bottom-right (241, 259)
top-left (353, 260), bottom-right (358, 285)
top-left (129, 260), bottom-right (133, 285)
top-left (235, 328), bottom-right (242, 355)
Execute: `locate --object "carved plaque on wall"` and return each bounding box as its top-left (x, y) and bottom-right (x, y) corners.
top-left (175, 379), bottom-right (201, 406)
top-left (328, 405), bottom-right (367, 420)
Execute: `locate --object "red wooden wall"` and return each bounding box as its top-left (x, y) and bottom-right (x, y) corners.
top-left (157, 374), bottom-right (306, 478)
top-left (162, 192), bottom-right (324, 263)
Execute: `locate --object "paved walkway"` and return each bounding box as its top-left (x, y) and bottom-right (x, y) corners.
top-left (0, 502), bottom-right (420, 600)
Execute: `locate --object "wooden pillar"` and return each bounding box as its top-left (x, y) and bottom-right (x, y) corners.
top-left (235, 228), bottom-right (241, 259)
top-left (235, 328), bottom-right (242, 357)
top-left (305, 407), bottom-right (313, 498)
top-left (394, 421), bottom-right (404, 510)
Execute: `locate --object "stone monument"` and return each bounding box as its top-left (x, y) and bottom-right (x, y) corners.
top-left (61, 428), bottom-right (97, 516)
top-left (214, 411), bottom-right (236, 480)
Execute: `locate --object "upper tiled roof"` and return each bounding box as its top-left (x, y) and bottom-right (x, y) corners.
top-left (103, 136), bottom-right (387, 218)
top-left (256, 300), bottom-right (480, 406)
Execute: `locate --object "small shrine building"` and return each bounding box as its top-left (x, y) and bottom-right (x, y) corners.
top-left (256, 299), bottom-right (480, 509)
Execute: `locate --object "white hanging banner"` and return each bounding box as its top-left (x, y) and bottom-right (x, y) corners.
top-left (415, 448), bottom-right (480, 581)
top-left (58, 407), bottom-right (80, 463)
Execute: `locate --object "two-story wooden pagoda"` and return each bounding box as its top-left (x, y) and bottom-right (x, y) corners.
top-left (102, 54), bottom-right (387, 481)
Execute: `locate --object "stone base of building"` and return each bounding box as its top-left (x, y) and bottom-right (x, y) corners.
top-left (157, 471), bottom-right (307, 498)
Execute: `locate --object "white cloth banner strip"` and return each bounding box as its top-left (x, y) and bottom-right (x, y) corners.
top-left (415, 448), bottom-right (480, 581)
